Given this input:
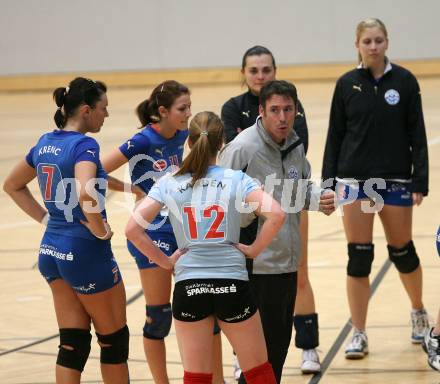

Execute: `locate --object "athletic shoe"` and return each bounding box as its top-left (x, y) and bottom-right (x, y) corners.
top-left (300, 349), bottom-right (321, 374)
top-left (345, 329), bottom-right (369, 359)
top-left (233, 354), bottom-right (242, 381)
top-left (422, 328), bottom-right (440, 371)
top-left (411, 308), bottom-right (430, 344)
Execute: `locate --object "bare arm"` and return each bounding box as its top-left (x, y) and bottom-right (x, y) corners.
top-left (75, 161), bottom-right (111, 239)
top-left (125, 197), bottom-right (175, 270)
top-left (236, 189), bottom-right (286, 259)
top-left (3, 160), bottom-right (47, 223)
top-left (102, 147), bottom-right (145, 199)
top-left (101, 147), bottom-right (128, 173)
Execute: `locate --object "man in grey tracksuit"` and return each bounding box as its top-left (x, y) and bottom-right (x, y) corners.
top-left (219, 80), bottom-right (335, 383)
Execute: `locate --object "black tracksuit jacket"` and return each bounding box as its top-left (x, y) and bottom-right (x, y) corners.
top-left (322, 63), bottom-right (429, 195)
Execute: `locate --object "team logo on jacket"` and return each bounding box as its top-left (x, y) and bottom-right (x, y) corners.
top-left (384, 89), bottom-right (400, 105)
top-left (287, 166), bottom-right (299, 180)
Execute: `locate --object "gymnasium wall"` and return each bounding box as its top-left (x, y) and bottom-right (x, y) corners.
top-left (1, 0), bottom-right (439, 76)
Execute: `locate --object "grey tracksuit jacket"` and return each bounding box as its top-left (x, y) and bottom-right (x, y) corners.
top-left (218, 116), bottom-right (323, 274)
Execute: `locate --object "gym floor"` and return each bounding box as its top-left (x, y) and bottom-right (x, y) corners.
top-left (0, 78), bottom-right (438, 383)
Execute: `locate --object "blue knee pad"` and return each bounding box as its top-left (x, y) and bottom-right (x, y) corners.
top-left (143, 303), bottom-right (172, 340)
top-left (96, 325), bottom-right (129, 364)
top-left (57, 328), bottom-right (92, 372)
top-left (293, 313), bottom-right (319, 349)
top-left (347, 243), bottom-right (374, 277)
top-left (388, 240), bottom-right (420, 273)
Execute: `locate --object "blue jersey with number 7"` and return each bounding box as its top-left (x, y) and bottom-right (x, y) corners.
top-left (26, 130), bottom-right (107, 240)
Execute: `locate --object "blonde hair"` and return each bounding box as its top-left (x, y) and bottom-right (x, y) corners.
top-left (355, 18), bottom-right (388, 63)
top-left (175, 112), bottom-right (224, 185)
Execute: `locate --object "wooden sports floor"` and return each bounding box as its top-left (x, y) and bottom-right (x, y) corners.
top-left (0, 78), bottom-right (439, 383)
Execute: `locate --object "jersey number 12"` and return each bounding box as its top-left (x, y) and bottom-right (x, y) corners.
top-left (183, 203), bottom-right (226, 241)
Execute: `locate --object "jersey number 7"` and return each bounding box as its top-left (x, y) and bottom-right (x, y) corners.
top-left (37, 163), bottom-right (65, 202)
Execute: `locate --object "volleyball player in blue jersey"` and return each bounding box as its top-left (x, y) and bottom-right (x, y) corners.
top-left (126, 111), bottom-right (284, 384)
top-left (3, 77), bottom-right (129, 383)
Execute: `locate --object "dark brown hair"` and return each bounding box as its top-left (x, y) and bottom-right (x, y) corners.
top-left (241, 45), bottom-right (276, 71)
top-left (53, 77), bottom-right (106, 128)
top-left (259, 80), bottom-right (298, 109)
top-left (136, 80), bottom-right (190, 127)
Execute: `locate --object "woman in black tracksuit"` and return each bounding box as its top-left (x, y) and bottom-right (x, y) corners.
top-left (322, 18), bottom-right (429, 359)
top-left (221, 45), bottom-right (322, 376)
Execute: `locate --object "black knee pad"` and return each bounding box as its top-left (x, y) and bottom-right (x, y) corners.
top-left (143, 303), bottom-right (172, 340)
top-left (96, 325), bottom-right (129, 364)
top-left (347, 243), bottom-right (374, 277)
top-left (388, 240), bottom-right (420, 273)
top-left (213, 318), bottom-right (221, 335)
top-left (293, 313), bottom-right (319, 349)
top-left (56, 328), bottom-right (92, 372)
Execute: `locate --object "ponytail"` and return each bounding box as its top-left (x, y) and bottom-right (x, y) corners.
top-left (136, 98), bottom-right (159, 127)
top-left (52, 87), bottom-right (69, 128)
top-left (136, 80), bottom-right (189, 128)
top-left (175, 112), bottom-right (223, 185)
top-left (52, 78), bottom-right (107, 129)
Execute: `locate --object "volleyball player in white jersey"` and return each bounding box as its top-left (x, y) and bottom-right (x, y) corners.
top-left (126, 111), bottom-right (285, 384)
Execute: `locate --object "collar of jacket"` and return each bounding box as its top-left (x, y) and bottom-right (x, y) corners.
top-left (246, 89), bottom-right (260, 104)
top-left (357, 57), bottom-right (393, 79)
top-left (255, 115), bottom-right (300, 151)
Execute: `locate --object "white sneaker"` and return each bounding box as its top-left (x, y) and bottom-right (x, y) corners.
top-left (422, 328), bottom-right (440, 371)
top-left (411, 308), bottom-right (430, 344)
top-left (345, 330), bottom-right (369, 359)
top-left (232, 354), bottom-right (242, 381)
top-left (300, 349), bottom-right (321, 374)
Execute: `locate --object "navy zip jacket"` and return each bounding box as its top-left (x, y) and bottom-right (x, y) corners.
top-left (322, 62), bottom-right (429, 195)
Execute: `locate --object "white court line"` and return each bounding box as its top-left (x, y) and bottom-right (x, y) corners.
top-left (1, 135), bottom-right (439, 232)
top-left (124, 284), bottom-right (142, 291)
top-left (428, 135), bottom-right (440, 146)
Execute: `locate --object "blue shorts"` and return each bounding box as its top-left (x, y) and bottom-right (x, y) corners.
top-left (38, 232), bottom-right (122, 294)
top-left (337, 180), bottom-right (413, 207)
top-left (127, 229), bottom-right (177, 269)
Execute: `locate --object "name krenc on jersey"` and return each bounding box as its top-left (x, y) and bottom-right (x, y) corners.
top-left (39, 145), bottom-right (61, 156)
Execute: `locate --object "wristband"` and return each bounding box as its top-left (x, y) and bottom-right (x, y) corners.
top-left (95, 226), bottom-right (111, 240)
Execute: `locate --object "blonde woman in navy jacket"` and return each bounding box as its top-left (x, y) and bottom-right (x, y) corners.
top-left (322, 18), bottom-right (429, 359)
